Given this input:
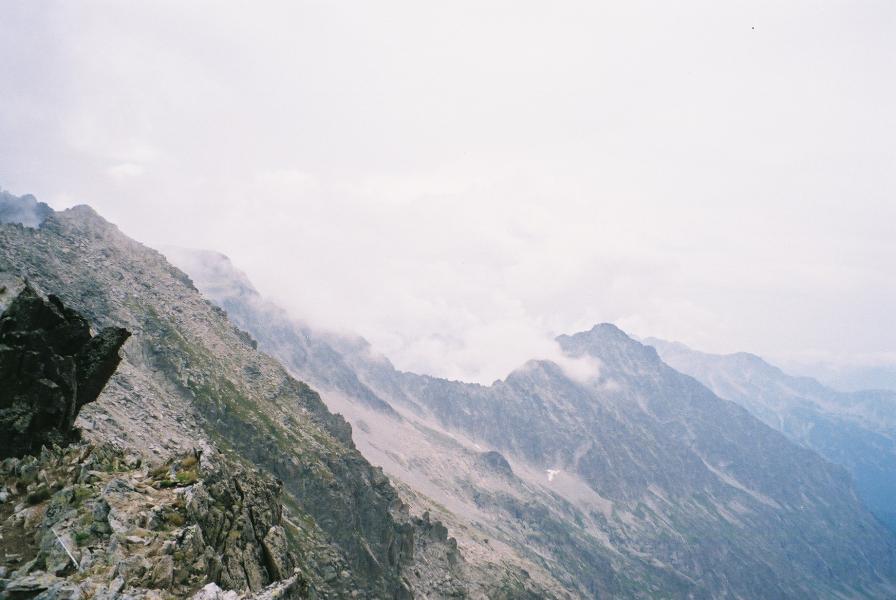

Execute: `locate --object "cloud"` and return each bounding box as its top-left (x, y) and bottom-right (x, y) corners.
top-left (107, 162), bottom-right (145, 178)
top-left (1, 2), bottom-right (895, 383)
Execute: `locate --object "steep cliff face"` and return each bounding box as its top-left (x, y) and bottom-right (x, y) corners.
top-left (0, 196), bottom-right (462, 599)
top-left (646, 337), bottom-right (896, 531)
top-left (172, 250), bottom-right (896, 599)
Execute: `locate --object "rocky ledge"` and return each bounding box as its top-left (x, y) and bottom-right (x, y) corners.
top-left (0, 443), bottom-right (310, 599)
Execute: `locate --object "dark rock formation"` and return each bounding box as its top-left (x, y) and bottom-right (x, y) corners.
top-left (477, 450), bottom-right (514, 477)
top-left (0, 284), bottom-right (130, 458)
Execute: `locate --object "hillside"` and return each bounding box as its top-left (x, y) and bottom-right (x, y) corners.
top-left (171, 248), bottom-right (896, 599)
top-left (646, 338), bottom-right (896, 531)
top-left (0, 196), bottom-right (490, 598)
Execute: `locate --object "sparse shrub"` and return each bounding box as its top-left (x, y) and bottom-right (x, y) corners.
top-left (164, 509), bottom-right (185, 527)
top-left (150, 464), bottom-right (171, 479)
top-left (71, 485), bottom-right (92, 506)
top-left (26, 486), bottom-right (51, 505)
top-left (175, 469), bottom-right (198, 485)
top-left (179, 455), bottom-right (199, 469)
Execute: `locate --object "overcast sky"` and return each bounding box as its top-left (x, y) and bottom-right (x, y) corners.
top-left (1, 1), bottom-right (894, 383)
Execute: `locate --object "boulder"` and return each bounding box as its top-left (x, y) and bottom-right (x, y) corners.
top-left (0, 284), bottom-right (129, 458)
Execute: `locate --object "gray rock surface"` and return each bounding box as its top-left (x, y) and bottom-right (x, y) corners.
top-left (0, 442), bottom-right (310, 598)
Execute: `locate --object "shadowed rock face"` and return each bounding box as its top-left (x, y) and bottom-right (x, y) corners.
top-left (0, 284), bottom-right (130, 457)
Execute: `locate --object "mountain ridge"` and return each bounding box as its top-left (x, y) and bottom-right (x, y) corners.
top-left (0, 195), bottom-right (482, 598)
top-left (646, 336), bottom-right (896, 532)
top-left (169, 244), bottom-right (896, 599)
top-left (3, 188), bottom-right (895, 598)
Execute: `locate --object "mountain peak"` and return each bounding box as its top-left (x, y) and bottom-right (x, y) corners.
top-left (557, 322), bottom-right (662, 369)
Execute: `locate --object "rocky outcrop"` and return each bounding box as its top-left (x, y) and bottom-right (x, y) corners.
top-left (0, 284), bottom-right (130, 458)
top-left (476, 451), bottom-right (513, 477)
top-left (0, 443), bottom-right (310, 599)
top-left (183, 462), bottom-right (297, 592)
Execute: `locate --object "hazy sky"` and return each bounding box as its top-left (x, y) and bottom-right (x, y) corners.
top-left (2, 1), bottom-right (894, 383)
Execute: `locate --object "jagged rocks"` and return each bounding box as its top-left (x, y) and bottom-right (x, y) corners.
top-left (0, 443), bottom-right (309, 599)
top-left (0, 284), bottom-right (130, 458)
top-left (183, 465), bottom-right (296, 593)
top-left (191, 570), bottom-right (308, 600)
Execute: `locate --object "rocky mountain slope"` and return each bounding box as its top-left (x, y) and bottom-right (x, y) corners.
top-left (0, 193), bottom-right (480, 598)
top-left (0, 442), bottom-right (308, 599)
top-left (171, 249), bottom-right (896, 599)
top-left (0, 281), bottom-right (310, 598)
top-left (646, 338), bottom-right (896, 531)
top-left (164, 249), bottom-right (562, 598)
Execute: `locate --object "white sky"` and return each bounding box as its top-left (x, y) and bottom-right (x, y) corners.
top-left (1, 1), bottom-right (894, 383)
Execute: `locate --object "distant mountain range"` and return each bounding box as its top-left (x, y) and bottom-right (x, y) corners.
top-left (166, 246), bottom-right (896, 598)
top-left (645, 338), bottom-right (896, 532)
top-left (785, 360), bottom-right (896, 395)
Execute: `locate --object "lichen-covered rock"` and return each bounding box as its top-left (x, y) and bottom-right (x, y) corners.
top-left (0, 285), bottom-right (129, 458)
top-left (261, 527), bottom-right (291, 582)
top-left (0, 443), bottom-right (311, 599)
top-left (182, 463), bottom-right (296, 593)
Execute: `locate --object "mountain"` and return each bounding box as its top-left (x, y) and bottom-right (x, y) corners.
top-left (4, 186), bottom-right (896, 598)
top-left (786, 360), bottom-right (896, 394)
top-left (0, 194), bottom-right (479, 598)
top-left (825, 365), bottom-right (896, 393)
top-left (170, 247), bottom-right (896, 599)
top-left (646, 338), bottom-right (896, 532)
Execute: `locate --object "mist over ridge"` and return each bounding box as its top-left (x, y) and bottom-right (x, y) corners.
top-left (2, 2), bottom-right (896, 598)
top-left (2, 2), bottom-right (895, 384)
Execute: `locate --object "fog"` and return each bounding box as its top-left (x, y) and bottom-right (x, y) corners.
top-left (1, 1), bottom-right (894, 383)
